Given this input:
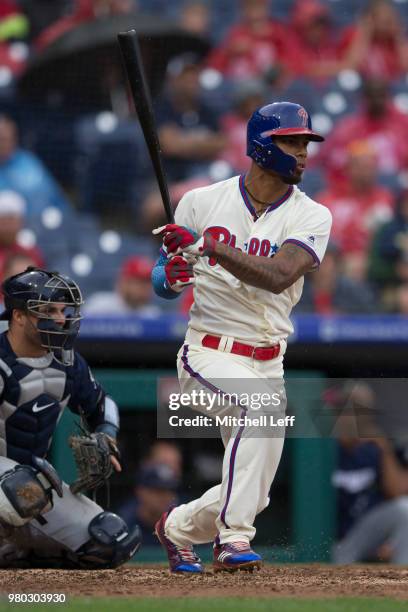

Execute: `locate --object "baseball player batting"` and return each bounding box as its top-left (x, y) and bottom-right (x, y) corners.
top-left (0, 267), bottom-right (141, 568)
top-left (152, 102), bottom-right (332, 573)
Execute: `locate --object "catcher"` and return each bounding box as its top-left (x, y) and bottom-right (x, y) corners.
top-left (0, 267), bottom-right (141, 568)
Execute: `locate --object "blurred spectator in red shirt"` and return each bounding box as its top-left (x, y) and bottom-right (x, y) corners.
top-left (0, 0), bottom-right (29, 77)
top-left (219, 80), bottom-right (266, 175)
top-left (317, 140), bottom-right (394, 280)
top-left (2, 252), bottom-right (37, 282)
top-left (0, 253), bottom-right (39, 310)
top-left (286, 0), bottom-right (341, 82)
top-left (318, 79), bottom-right (408, 185)
top-left (1, 252), bottom-right (38, 282)
top-left (0, 191), bottom-right (44, 282)
top-left (84, 255), bottom-right (160, 316)
top-left (338, 0), bottom-right (408, 82)
top-left (206, 0), bottom-right (288, 81)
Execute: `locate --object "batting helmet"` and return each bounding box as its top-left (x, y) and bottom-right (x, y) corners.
top-left (0, 267), bottom-right (83, 365)
top-left (247, 102), bottom-right (324, 177)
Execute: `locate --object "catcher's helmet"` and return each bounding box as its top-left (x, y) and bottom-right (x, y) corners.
top-left (0, 267), bottom-right (83, 365)
top-left (247, 102), bottom-right (324, 177)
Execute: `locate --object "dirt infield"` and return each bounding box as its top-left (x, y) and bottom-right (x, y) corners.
top-left (1, 565), bottom-right (408, 599)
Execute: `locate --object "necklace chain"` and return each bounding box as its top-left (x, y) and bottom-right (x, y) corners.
top-left (244, 183), bottom-right (271, 206)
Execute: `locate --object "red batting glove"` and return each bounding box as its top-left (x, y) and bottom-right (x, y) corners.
top-left (165, 256), bottom-right (195, 292)
top-left (155, 224), bottom-right (199, 254)
top-left (153, 224), bottom-right (217, 257)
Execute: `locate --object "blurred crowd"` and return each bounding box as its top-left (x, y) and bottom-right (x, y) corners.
top-left (0, 0), bottom-right (408, 314)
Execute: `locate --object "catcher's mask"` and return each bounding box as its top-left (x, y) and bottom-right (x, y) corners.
top-left (0, 267), bottom-right (83, 366)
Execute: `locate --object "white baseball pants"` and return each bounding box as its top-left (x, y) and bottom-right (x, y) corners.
top-left (165, 329), bottom-right (287, 546)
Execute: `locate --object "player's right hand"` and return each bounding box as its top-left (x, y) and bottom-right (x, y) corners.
top-left (165, 255), bottom-right (195, 292)
top-left (153, 224), bottom-right (216, 257)
top-left (153, 224), bottom-right (199, 254)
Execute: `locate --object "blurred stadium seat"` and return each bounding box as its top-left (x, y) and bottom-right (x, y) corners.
top-left (0, 71), bottom-right (17, 107)
top-left (208, 1), bottom-right (239, 41)
top-left (140, 0), bottom-right (181, 19)
top-left (391, 75), bottom-right (408, 95)
top-left (22, 205), bottom-right (156, 296)
top-left (66, 212), bottom-right (102, 258)
top-left (199, 72), bottom-right (235, 115)
top-left (23, 208), bottom-right (71, 269)
top-left (278, 78), bottom-right (324, 115)
top-left (272, 0), bottom-right (296, 19)
top-left (327, 0), bottom-right (363, 27)
top-left (74, 114), bottom-right (153, 217)
top-left (20, 108), bottom-right (79, 189)
top-left (69, 222), bottom-right (156, 296)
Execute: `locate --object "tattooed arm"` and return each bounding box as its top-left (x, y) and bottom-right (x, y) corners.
top-left (212, 241), bottom-right (315, 294)
top-left (154, 222), bottom-right (325, 294)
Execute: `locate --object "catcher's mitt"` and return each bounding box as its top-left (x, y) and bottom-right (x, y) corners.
top-left (69, 432), bottom-right (120, 495)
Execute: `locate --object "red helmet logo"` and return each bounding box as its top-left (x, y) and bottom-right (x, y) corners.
top-left (298, 107), bottom-right (309, 127)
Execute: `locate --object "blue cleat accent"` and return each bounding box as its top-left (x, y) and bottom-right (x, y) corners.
top-left (155, 510), bottom-right (203, 574)
top-left (213, 541), bottom-right (262, 572)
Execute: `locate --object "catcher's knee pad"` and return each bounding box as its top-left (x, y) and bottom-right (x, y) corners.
top-left (76, 511), bottom-right (141, 569)
top-left (0, 458), bottom-right (62, 527)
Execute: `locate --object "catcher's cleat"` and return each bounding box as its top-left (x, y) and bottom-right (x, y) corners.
top-left (155, 510), bottom-right (203, 574)
top-left (213, 541), bottom-right (263, 572)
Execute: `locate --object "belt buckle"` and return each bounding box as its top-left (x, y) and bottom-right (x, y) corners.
top-left (252, 342), bottom-right (262, 360)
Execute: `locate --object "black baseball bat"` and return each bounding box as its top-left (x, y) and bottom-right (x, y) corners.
top-left (117, 29), bottom-right (174, 223)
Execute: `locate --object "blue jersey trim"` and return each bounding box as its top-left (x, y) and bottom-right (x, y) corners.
top-left (265, 186), bottom-right (293, 213)
top-left (239, 175), bottom-right (258, 221)
top-left (239, 175), bottom-right (294, 220)
top-left (282, 238), bottom-right (320, 265)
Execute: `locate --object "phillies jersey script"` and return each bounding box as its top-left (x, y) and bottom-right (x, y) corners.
top-left (175, 174), bottom-right (332, 344)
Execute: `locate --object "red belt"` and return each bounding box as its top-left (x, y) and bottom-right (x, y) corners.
top-left (202, 334), bottom-right (280, 361)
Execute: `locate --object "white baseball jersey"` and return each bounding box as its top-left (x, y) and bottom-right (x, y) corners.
top-left (175, 174), bottom-right (332, 344)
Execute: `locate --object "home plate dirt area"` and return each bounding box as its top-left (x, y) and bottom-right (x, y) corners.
top-left (2, 565), bottom-right (408, 599)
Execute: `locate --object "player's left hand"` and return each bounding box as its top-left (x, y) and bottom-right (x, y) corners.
top-left (153, 224), bottom-right (216, 257)
top-left (165, 255), bottom-right (195, 292)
